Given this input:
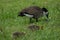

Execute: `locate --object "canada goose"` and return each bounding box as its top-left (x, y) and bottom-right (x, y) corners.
top-left (18, 6), bottom-right (49, 23)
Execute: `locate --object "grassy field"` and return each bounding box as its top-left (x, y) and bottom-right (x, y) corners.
top-left (0, 0), bottom-right (60, 40)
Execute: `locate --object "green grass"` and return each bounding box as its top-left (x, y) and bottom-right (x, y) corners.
top-left (0, 0), bottom-right (60, 40)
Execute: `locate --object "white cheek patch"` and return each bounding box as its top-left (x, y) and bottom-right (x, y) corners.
top-left (46, 12), bottom-right (48, 14)
top-left (24, 14), bottom-right (33, 17)
top-left (43, 12), bottom-right (48, 16)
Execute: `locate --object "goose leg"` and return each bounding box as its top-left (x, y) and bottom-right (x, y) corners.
top-left (36, 18), bottom-right (38, 22)
top-left (30, 18), bottom-right (32, 23)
